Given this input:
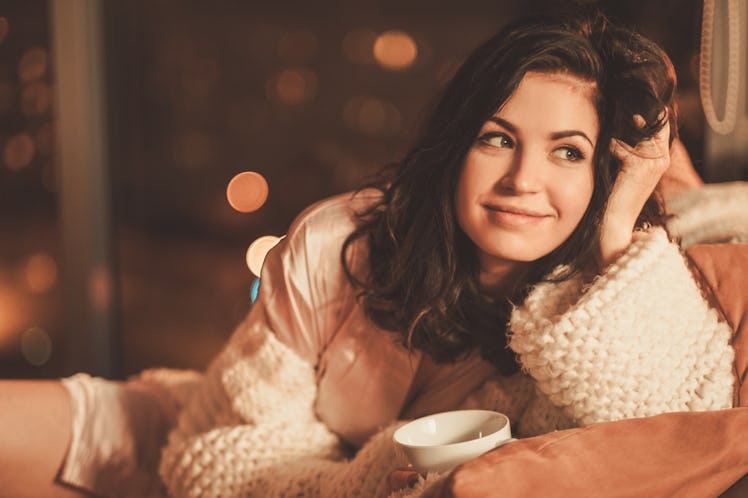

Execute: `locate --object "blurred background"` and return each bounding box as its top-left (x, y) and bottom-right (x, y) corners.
top-left (0, 0), bottom-right (745, 380)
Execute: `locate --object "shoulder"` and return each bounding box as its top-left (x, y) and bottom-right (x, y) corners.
top-left (260, 188), bottom-right (383, 286)
top-left (289, 188), bottom-right (383, 233)
top-left (283, 188), bottom-right (383, 257)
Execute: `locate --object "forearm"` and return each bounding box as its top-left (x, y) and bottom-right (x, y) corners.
top-left (160, 419), bottom-right (344, 498)
top-left (161, 419), bottom-right (409, 498)
top-left (509, 228), bottom-right (734, 428)
top-left (268, 424), bottom-right (410, 498)
top-left (158, 302), bottom-right (339, 497)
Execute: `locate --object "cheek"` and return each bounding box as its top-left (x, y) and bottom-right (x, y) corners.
top-left (554, 171), bottom-right (595, 222)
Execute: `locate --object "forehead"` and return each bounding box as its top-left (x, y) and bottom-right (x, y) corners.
top-left (497, 71), bottom-right (599, 140)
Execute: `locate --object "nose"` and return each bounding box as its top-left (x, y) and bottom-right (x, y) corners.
top-left (497, 147), bottom-right (543, 194)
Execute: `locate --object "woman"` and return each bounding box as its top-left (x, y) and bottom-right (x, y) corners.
top-left (1, 9), bottom-right (744, 498)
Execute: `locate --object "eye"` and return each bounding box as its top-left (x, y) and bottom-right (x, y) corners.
top-left (551, 146), bottom-right (585, 162)
top-left (479, 133), bottom-right (514, 149)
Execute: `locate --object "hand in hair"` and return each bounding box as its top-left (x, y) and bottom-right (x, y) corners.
top-left (597, 113), bottom-right (670, 268)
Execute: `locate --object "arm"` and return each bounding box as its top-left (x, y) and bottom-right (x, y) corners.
top-left (159, 192), bottom-right (412, 497)
top-left (157, 311), bottom-right (409, 498)
top-left (157, 300), bottom-right (346, 498)
top-left (435, 213), bottom-right (748, 498)
top-left (597, 114), bottom-right (670, 267)
top-left (509, 228), bottom-right (734, 430)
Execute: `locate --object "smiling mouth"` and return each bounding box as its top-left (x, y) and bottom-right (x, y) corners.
top-left (484, 204), bottom-right (551, 226)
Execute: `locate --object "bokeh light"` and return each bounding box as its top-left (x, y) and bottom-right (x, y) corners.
top-left (18, 47), bottom-right (48, 82)
top-left (89, 267), bottom-right (112, 311)
top-left (373, 30), bottom-right (418, 71)
top-left (20, 81), bottom-right (51, 116)
top-left (245, 235), bottom-right (281, 277)
top-left (3, 133), bottom-right (35, 171)
top-left (268, 68), bottom-right (318, 105)
top-left (226, 171), bottom-right (268, 213)
top-left (342, 28), bottom-right (378, 64)
top-left (0, 285), bottom-right (26, 350)
top-left (24, 252), bottom-right (58, 294)
top-left (343, 96), bottom-right (402, 136)
top-left (20, 326), bottom-right (52, 366)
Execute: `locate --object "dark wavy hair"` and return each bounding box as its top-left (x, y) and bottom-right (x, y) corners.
top-left (341, 10), bottom-right (678, 375)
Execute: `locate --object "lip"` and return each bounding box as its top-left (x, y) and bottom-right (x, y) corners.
top-left (483, 204), bottom-right (552, 226)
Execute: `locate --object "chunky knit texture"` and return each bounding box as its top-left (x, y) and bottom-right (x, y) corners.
top-left (508, 228), bottom-right (734, 433)
top-left (665, 181), bottom-right (748, 247)
top-left (158, 228), bottom-right (735, 497)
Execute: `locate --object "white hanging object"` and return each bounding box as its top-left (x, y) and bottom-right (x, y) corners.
top-left (699, 0), bottom-right (740, 135)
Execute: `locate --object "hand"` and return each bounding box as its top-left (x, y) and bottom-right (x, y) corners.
top-left (383, 468), bottom-right (420, 497)
top-left (597, 113), bottom-right (670, 268)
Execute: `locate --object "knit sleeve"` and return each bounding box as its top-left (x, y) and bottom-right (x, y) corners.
top-left (508, 227), bottom-right (735, 428)
top-left (157, 306), bottom-right (414, 498)
top-left (158, 190), bottom-right (412, 498)
top-left (158, 301), bottom-right (346, 498)
top-left (665, 181), bottom-right (748, 248)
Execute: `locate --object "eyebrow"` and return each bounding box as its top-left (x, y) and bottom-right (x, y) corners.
top-left (487, 116), bottom-right (595, 147)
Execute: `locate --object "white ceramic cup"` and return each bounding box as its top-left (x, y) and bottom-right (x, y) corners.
top-left (392, 409), bottom-right (515, 474)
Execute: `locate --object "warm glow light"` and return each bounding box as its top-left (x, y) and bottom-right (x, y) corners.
top-left (89, 267), bottom-right (112, 311)
top-left (21, 326), bottom-right (52, 366)
top-left (18, 47), bottom-right (48, 82)
top-left (246, 235), bottom-right (281, 277)
top-left (269, 68), bottom-right (318, 105)
top-left (373, 30), bottom-right (417, 71)
top-left (24, 253), bottom-right (58, 293)
top-left (226, 171), bottom-right (269, 213)
top-left (4, 133), bottom-right (35, 170)
top-left (342, 28), bottom-right (378, 64)
top-left (0, 285), bottom-right (27, 350)
top-left (343, 96), bottom-right (403, 136)
top-left (20, 81), bottom-right (51, 116)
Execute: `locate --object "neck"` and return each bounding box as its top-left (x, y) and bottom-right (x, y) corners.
top-left (478, 261), bottom-right (530, 300)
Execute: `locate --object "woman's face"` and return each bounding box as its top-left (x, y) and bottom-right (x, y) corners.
top-left (455, 71), bottom-right (598, 284)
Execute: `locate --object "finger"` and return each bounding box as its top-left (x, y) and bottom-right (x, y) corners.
top-left (654, 119), bottom-right (670, 144)
top-left (388, 470), bottom-right (420, 492)
top-left (609, 137), bottom-right (635, 161)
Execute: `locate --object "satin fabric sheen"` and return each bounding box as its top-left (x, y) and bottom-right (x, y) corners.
top-left (260, 190), bottom-right (497, 447)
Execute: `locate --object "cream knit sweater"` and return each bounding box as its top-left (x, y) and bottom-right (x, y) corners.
top-left (664, 181), bottom-right (748, 248)
top-left (158, 228), bottom-right (735, 498)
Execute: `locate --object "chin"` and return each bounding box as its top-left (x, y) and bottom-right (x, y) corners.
top-left (479, 238), bottom-right (557, 264)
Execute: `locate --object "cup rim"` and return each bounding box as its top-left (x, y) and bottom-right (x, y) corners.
top-left (393, 409), bottom-right (510, 449)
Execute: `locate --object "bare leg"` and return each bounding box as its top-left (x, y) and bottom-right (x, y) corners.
top-left (0, 380), bottom-right (91, 498)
